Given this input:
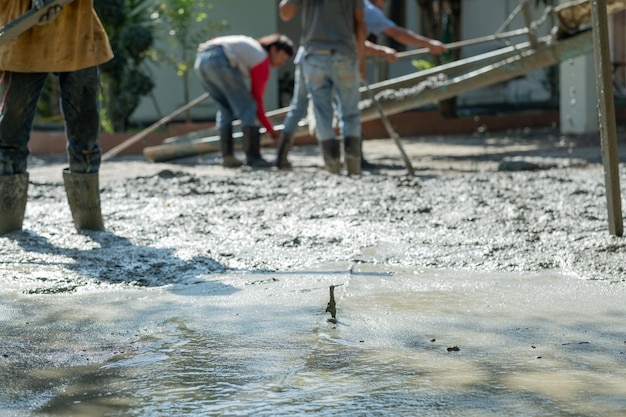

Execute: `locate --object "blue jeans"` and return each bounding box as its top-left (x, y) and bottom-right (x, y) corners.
top-left (0, 67), bottom-right (102, 175)
top-left (194, 46), bottom-right (257, 130)
top-left (302, 53), bottom-right (361, 142)
top-left (282, 63), bottom-right (309, 136)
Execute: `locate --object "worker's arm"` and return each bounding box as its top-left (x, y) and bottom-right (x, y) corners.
top-left (249, 59), bottom-right (278, 139)
top-left (365, 40), bottom-right (398, 62)
top-left (279, 0), bottom-right (298, 21)
top-left (354, 7), bottom-right (367, 80)
top-left (383, 26), bottom-right (447, 55)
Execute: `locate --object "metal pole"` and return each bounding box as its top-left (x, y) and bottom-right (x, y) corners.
top-left (101, 92), bottom-right (210, 161)
top-left (363, 82), bottom-right (415, 176)
top-left (590, 0), bottom-right (623, 236)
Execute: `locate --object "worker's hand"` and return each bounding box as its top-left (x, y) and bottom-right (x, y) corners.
top-left (33, 1), bottom-right (63, 26)
top-left (427, 40), bottom-right (448, 56)
top-left (381, 46), bottom-right (399, 63)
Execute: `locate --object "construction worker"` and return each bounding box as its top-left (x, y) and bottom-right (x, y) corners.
top-left (0, 0), bottom-right (113, 235)
top-left (275, 0), bottom-right (447, 171)
top-left (194, 33), bottom-right (294, 168)
top-left (365, 0), bottom-right (447, 55)
top-left (279, 0), bottom-right (367, 175)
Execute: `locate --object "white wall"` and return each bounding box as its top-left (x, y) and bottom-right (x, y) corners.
top-left (456, 0), bottom-right (554, 107)
top-left (131, 0), bottom-right (280, 124)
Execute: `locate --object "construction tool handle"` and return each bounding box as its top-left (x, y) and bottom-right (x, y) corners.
top-left (0, 0), bottom-right (75, 45)
top-left (102, 92), bottom-right (210, 161)
top-left (396, 27), bottom-right (530, 59)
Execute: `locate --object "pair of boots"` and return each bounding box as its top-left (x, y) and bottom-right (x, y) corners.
top-left (0, 169), bottom-right (104, 235)
top-left (320, 136), bottom-right (362, 175)
top-left (220, 125), bottom-right (271, 168)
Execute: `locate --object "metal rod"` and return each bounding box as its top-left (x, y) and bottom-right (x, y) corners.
top-left (102, 92), bottom-right (210, 161)
top-left (396, 27), bottom-right (531, 59)
top-left (362, 82), bottom-right (415, 176)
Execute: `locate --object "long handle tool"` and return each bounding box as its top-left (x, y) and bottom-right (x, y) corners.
top-left (0, 0), bottom-right (75, 46)
top-left (102, 92), bottom-right (210, 161)
top-left (363, 82), bottom-right (415, 176)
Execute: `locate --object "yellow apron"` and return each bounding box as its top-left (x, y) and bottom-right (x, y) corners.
top-left (0, 0), bottom-right (113, 72)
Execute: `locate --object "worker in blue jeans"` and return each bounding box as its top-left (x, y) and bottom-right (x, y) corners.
top-left (279, 0), bottom-right (366, 175)
top-left (276, 0), bottom-right (446, 170)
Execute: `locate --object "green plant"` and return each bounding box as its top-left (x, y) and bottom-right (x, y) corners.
top-left (95, 0), bottom-right (156, 132)
top-left (149, 0), bottom-right (227, 122)
top-left (411, 59), bottom-right (434, 71)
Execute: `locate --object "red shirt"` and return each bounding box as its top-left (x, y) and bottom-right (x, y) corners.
top-left (250, 57), bottom-right (275, 134)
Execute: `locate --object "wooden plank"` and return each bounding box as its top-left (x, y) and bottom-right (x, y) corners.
top-left (555, 0), bottom-right (626, 32)
top-left (102, 93), bottom-right (210, 161)
top-left (590, 0), bottom-right (623, 236)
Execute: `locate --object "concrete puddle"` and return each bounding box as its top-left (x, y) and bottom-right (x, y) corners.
top-left (1, 265), bottom-right (626, 416)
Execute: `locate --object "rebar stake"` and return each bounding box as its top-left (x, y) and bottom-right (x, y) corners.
top-left (326, 285), bottom-right (337, 323)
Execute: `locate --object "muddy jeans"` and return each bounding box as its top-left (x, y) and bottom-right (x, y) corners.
top-left (0, 67), bottom-right (102, 175)
top-left (282, 62), bottom-right (309, 136)
top-left (302, 52), bottom-right (361, 142)
top-left (194, 46), bottom-right (257, 130)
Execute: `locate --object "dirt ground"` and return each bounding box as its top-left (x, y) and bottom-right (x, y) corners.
top-left (4, 128), bottom-right (626, 293)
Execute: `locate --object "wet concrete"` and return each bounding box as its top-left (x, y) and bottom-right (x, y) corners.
top-left (2, 130), bottom-right (626, 415)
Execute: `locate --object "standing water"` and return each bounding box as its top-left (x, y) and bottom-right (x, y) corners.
top-left (2, 265), bottom-right (626, 416)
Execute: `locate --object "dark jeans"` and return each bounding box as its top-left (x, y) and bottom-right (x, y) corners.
top-left (0, 67), bottom-right (102, 175)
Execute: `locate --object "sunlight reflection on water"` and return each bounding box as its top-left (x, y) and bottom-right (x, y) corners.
top-left (3, 267), bottom-right (626, 416)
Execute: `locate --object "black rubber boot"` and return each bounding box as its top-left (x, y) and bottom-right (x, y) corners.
top-left (320, 139), bottom-right (341, 174)
top-left (220, 125), bottom-right (243, 168)
top-left (242, 126), bottom-right (271, 167)
top-left (275, 132), bottom-right (294, 169)
top-left (344, 136), bottom-right (362, 175)
top-left (63, 169), bottom-right (105, 231)
top-left (359, 139), bottom-right (376, 170)
top-left (0, 173), bottom-right (29, 235)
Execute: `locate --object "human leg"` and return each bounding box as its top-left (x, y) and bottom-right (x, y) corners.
top-left (0, 71), bottom-right (47, 233)
top-left (303, 54), bottom-right (342, 173)
top-left (332, 55), bottom-right (362, 175)
top-left (194, 48), bottom-right (243, 167)
top-left (242, 125), bottom-right (271, 167)
top-left (0, 71), bottom-right (48, 175)
top-left (59, 67), bottom-right (104, 230)
top-left (276, 63), bottom-right (309, 169)
top-left (195, 47), bottom-right (267, 167)
top-left (0, 173), bottom-right (29, 235)
top-left (60, 67), bottom-right (102, 174)
top-left (219, 124), bottom-right (243, 168)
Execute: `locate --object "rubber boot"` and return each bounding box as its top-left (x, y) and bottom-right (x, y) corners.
top-left (0, 173), bottom-right (29, 235)
top-left (63, 169), bottom-right (104, 231)
top-left (220, 125), bottom-right (243, 168)
top-left (275, 132), bottom-right (294, 169)
top-left (344, 136), bottom-right (362, 175)
top-left (360, 140), bottom-right (376, 170)
top-left (242, 126), bottom-right (271, 167)
top-left (320, 139), bottom-right (341, 174)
